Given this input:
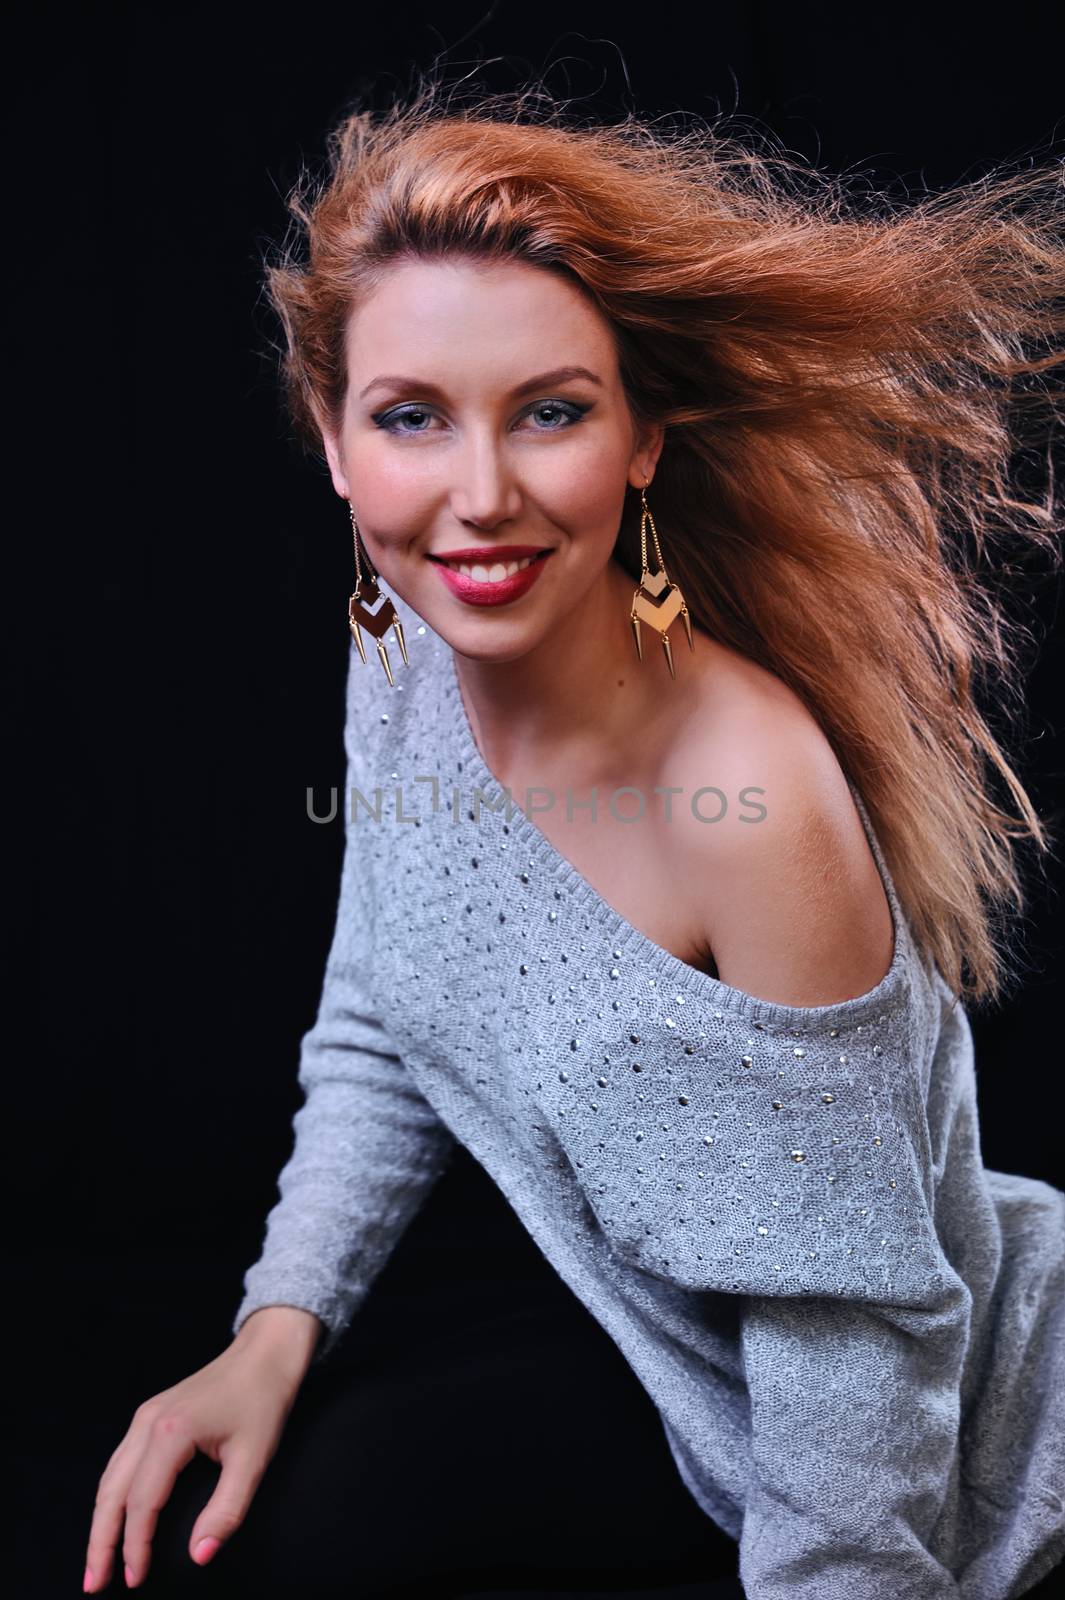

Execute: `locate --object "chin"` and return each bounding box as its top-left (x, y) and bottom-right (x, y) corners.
top-left (443, 626), bottom-right (547, 666)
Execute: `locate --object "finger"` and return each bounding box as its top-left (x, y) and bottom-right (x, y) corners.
top-left (121, 1413), bottom-right (198, 1587)
top-left (86, 1479), bottom-right (128, 1594)
top-left (85, 1432), bottom-right (150, 1594)
top-left (187, 1441), bottom-right (270, 1568)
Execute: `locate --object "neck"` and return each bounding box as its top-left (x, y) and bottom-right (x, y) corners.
top-left (450, 556), bottom-right (695, 790)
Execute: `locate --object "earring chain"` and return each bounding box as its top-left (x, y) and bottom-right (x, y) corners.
top-left (640, 480), bottom-right (668, 579)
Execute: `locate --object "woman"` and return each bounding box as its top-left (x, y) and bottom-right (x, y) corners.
top-left (84, 81), bottom-right (1065, 1597)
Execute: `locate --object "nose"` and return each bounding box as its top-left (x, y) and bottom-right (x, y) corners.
top-left (449, 437), bottom-right (524, 530)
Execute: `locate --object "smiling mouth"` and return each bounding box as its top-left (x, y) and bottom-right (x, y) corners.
top-left (427, 550), bottom-right (553, 582)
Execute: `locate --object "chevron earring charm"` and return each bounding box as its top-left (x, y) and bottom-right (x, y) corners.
top-left (347, 503), bottom-right (408, 687)
top-left (629, 481), bottom-right (694, 680)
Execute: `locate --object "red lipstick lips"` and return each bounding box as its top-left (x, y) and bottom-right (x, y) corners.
top-left (428, 547), bottom-right (554, 608)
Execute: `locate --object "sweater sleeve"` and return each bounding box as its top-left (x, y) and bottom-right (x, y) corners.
top-left (230, 646), bottom-right (457, 1365)
top-left (565, 995), bottom-right (969, 1597)
top-left (736, 1276), bottom-right (965, 1599)
top-left (734, 1033), bottom-right (968, 1600)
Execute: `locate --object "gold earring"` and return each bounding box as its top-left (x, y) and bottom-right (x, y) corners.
top-left (629, 480), bottom-right (694, 680)
top-left (347, 503), bottom-right (409, 687)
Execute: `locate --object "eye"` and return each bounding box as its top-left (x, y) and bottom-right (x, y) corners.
top-left (523, 400), bottom-right (589, 430)
top-left (371, 399), bottom-right (592, 436)
top-left (373, 405), bottom-right (439, 435)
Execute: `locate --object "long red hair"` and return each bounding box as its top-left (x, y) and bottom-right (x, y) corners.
top-left (261, 75), bottom-right (1065, 1009)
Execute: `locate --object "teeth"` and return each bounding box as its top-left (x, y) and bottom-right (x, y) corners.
top-left (439, 554), bottom-right (539, 581)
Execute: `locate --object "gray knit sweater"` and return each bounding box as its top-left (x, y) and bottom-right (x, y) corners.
top-left (233, 593), bottom-right (1065, 1599)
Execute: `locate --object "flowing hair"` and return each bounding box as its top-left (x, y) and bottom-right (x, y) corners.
top-left (258, 72), bottom-right (1065, 1011)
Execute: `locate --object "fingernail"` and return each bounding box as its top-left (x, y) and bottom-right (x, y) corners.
top-left (125, 1563), bottom-right (135, 1586)
top-left (193, 1537), bottom-right (221, 1565)
top-left (83, 1571), bottom-right (94, 1594)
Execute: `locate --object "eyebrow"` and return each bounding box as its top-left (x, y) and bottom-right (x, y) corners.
top-left (358, 365), bottom-right (605, 402)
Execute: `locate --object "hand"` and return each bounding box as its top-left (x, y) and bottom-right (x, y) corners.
top-left (83, 1321), bottom-right (316, 1592)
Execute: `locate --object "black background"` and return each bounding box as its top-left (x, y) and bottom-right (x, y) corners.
top-left (7, 4), bottom-right (1065, 1596)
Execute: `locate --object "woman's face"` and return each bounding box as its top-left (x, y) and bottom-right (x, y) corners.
top-left (321, 255), bottom-right (663, 661)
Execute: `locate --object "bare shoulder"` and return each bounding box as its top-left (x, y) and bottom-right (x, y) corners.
top-left (663, 642), bottom-right (895, 1008)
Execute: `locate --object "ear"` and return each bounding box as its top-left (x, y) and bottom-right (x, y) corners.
top-left (626, 419), bottom-right (665, 491)
top-left (315, 405), bottom-right (351, 500)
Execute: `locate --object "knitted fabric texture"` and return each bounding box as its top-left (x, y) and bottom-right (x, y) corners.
top-left (233, 593), bottom-right (1065, 1599)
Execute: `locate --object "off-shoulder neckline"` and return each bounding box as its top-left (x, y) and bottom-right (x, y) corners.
top-left (440, 640), bottom-right (913, 1033)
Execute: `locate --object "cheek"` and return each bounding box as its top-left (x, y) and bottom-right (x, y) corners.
top-left (348, 447), bottom-right (438, 542)
top-left (526, 440), bottom-right (630, 538)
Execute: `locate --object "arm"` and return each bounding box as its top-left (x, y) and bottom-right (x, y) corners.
top-left (705, 763), bottom-right (966, 1592)
top-left (231, 643), bottom-right (456, 1365)
top-left (591, 1027), bottom-right (966, 1598)
top-left (579, 756), bottom-right (967, 1593)
top-left (737, 1192), bottom-right (969, 1598)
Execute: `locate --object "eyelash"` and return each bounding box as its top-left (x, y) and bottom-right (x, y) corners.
top-left (371, 399), bottom-right (592, 436)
